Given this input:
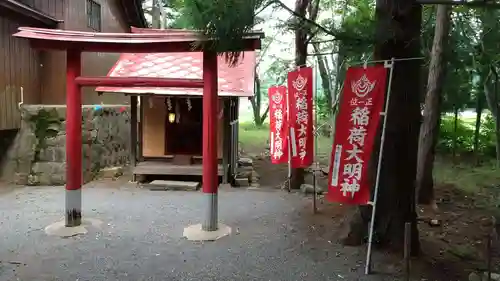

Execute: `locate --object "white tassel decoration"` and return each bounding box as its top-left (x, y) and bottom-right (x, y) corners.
top-left (167, 97), bottom-right (172, 111)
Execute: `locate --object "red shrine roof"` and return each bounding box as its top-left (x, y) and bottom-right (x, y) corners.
top-left (96, 28), bottom-right (256, 97)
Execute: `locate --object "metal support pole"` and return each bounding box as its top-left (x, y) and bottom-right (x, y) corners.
top-left (160, 0), bottom-right (166, 29)
top-left (312, 62), bottom-right (319, 214)
top-left (202, 51), bottom-right (218, 231)
top-left (229, 99), bottom-right (237, 177)
top-left (487, 233), bottom-right (492, 281)
top-left (365, 58), bottom-right (395, 274)
top-left (65, 50), bottom-right (82, 227)
top-left (130, 95), bottom-right (138, 182)
top-left (234, 98), bottom-right (240, 173)
top-left (286, 84), bottom-right (292, 192)
top-left (222, 99), bottom-right (231, 184)
top-left (404, 222), bottom-right (411, 281)
top-left (138, 97), bottom-right (144, 162)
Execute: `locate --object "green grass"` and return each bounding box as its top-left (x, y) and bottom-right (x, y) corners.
top-left (239, 122), bottom-right (333, 164)
top-left (433, 158), bottom-right (500, 198)
top-left (239, 121), bottom-right (500, 208)
top-left (239, 122), bottom-right (270, 148)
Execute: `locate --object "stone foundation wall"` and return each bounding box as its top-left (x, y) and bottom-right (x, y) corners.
top-left (1, 105), bottom-right (131, 185)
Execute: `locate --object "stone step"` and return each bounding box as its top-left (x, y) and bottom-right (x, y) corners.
top-left (144, 180), bottom-right (200, 191)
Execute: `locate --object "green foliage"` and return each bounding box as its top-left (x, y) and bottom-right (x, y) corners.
top-left (262, 57), bottom-right (290, 86)
top-left (182, 0), bottom-right (266, 65)
top-left (436, 114), bottom-right (496, 157)
top-left (437, 116), bottom-right (474, 153)
top-left (142, 0), bottom-right (500, 156)
top-left (143, 0), bottom-right (266, 65)
top-left (316, 93), bottom-right (331, 120)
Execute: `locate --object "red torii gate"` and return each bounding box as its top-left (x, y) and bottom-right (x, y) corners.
top-left (13, 27), bottom-right (263, 237)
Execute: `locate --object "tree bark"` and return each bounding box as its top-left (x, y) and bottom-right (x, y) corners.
top-left (452, 105), bottom-right (458, 164)
top-left (342, 0), bottom-right (422, 255)
top-left (152, 0), bottom-right (161, 29)
top-left (484, 68), bottom-right (500, 167)
top-left (416, 5), bottom-right (451, 205)
top-left (480, 10), bottom-right (500, 167)
top-left (313, 43), bottom-right (333, 112)
top-left (289, 0), bottom-right (310, 190)
top-left (473, 81), bottom-right (484, 162)
top-left (250, 71), bottom-right (270, 127)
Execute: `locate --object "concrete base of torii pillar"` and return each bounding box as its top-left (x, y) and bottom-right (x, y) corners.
top-left (45, 218), bottom-right (103, 237)
top-left (183, 223), bottom-right (232, 241)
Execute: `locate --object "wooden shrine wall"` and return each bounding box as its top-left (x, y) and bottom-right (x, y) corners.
top-left (142, 96), bottom-right (224, 159)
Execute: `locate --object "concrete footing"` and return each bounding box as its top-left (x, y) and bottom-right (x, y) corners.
top-left (183, 223), bottom-right (232, 241)
top-left (45, 218), bottom-right (103, 237)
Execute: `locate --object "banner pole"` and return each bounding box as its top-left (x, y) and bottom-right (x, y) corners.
top-left (365, 57), bottom-right (395, 275)
top-left (286, 83), bottom-right (292, 192)
top-left (312, 62), bottom-right (319, 214)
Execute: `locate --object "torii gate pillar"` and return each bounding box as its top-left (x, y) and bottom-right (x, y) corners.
top-left (65, 50), bottom-right (83, 227)
top-left (202, 51), bottom-right (219, 231)
top-left (45, 50), bottom-right (102, 237)
top-left (183, 51), bottom-right (232, 241)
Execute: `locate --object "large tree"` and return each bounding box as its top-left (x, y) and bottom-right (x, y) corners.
top-left (479, 9), bottom-right (500, 167)
top-left (416, 5), bottom-right (452, 205)
top-left (342, 0), bottom-right (422, 254)
top-left (289, 0), bottom-right (314, 189)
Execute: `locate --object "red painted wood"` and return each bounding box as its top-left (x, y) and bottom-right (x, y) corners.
top-left (75, 76), bottom-right (204, 88)
top-left (28, 39), bottom-right (261, 53)
top-left (202, 51), bottom-right (218, 194)
top-left (66, 50), bottom-right (82, 191)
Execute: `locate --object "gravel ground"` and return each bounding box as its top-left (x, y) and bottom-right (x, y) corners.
top-left (0, 183), bottom-right (394, 281)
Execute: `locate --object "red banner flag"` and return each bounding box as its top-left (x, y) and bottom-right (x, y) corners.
top-left (287, 67), bottom-right (314, 168)
top-left (327, 65), bottom-right (388, 205)
top-left (269, 85), bottom-right (289, 164)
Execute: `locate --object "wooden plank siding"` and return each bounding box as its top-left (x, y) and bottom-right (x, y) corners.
top-left (142, 97), bottom-right (226, 159)
top-left (0, 0), bottom-right (63, 130)
top-left (0, 0), bottom-right (142, 131)
top-left (40, 0), bottom-right (132, 105)
top-left (20, 0), bottom-right (65, 19)
top-left (0, 16), bottom-right (41, 130)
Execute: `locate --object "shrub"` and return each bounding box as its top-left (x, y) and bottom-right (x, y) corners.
top-left (437, 116), bottom-right (474, 154)
top-left (437, 113), bottom-right (497, 157)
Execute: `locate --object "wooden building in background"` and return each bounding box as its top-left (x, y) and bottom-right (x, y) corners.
top-left (96, 28), bottom-right (257, 182)
top-left (0, 0), bottom-right (146, 165)
top-left (0, 0), bottom-right (146, 131)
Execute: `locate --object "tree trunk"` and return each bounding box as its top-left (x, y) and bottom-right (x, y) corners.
top-left (333, 49), bottom-right (346, 103)
top-left (313, 43), bottom-right (333, 112)
top-left (152, 0), bottom-right (161, 28)
top-left (473, 62), bottom-right (484, 161)
top-left (289, 0), bottom-right (310, 190)
top-left (452, 105), bottom-right (458, 164)
top-left (332, 0), bottom-right (349, 108)
top-left (416, 5), bottom-right (451, 205)
top-left (495, 73), bottom-right (500, 168)
top-left (342, 0), bottom-right (422, 255)
top-left (480, 10), bottom-right (500, 167)
top-left (487, 69), bottom-right (500, 168)
top-left (483, 70), bottom-right (500, 167)
top-left (251, 72), bottom-right (263, 126)
top-left (473, 87), bottom-right (484, 162)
